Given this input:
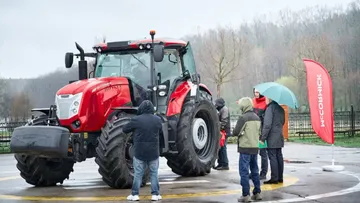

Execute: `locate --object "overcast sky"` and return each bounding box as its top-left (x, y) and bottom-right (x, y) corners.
top-left (0, 0), bottom-right (354, 79)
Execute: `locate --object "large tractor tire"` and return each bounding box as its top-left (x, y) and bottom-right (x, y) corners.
top-left (95, 113), bottom-right (149, 189)
top-left (166, 90), bottom-right (220, 176)
top-left (14, 115), bottom-right (75, 187)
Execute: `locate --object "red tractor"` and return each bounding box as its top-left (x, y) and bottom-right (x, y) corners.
top-left (10, 31), bottom-right (220, 189)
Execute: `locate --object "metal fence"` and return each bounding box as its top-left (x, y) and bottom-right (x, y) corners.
top-left (0, 109), bottom-right (360, 153)
top-left (0, 122), bottom-right (27, 153)
top-left (230, 108), bottom-right (360, 138)
top-left (287, 110), bottom-right (360, 137)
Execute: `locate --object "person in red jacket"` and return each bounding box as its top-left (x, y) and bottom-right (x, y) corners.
top-left (251, 88), bottom-right (268, 180)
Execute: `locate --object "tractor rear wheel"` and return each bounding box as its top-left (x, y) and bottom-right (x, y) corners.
top-left (166, 91), bottom-right (220, 176)
top-left (14, 115), bottom-right (75, 187)
top-left (95, 114), bottom-right (149, 189)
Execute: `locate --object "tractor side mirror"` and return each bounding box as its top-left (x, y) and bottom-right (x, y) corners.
top-left (65, 52), bottom-right (74, 68)
top-left (191, 73), bottom-right (201, 84)
top-left (153, 45), bottom-right (164, 62)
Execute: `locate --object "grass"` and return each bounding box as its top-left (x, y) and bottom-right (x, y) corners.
top-left (227, 133), bottom-right (360, 148)
top-left (0, 143), bottom-right (10, 154)
top-left (227, 136), bottom-right (237, 144)
top-left (288, 134), bottom-right (360, 148)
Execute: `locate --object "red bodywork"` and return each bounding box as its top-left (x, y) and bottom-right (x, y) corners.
top-left (166, 81), bottom-right (212, 117)
top-left (57, 77), bottom-right (131, 133)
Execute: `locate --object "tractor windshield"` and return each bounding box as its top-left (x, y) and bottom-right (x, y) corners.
top-left (94, 50), bottom-right (181, 88)
top-left (94, 51), bottom-right (150, 88)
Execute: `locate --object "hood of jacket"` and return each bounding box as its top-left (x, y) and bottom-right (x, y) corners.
top-left (215, 98), bottom-right (226, 110)
top-left (237, 97), bottom-right (253, 113)
top-left (137, 100), bottom-right (155, 115)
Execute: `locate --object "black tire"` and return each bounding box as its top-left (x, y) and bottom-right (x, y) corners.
top-left (165, 90), bottom-right (220, 176)
top-left (14, 115), bottom-right (75, 187)
top-left (95, 114), bottom-right (149, 189)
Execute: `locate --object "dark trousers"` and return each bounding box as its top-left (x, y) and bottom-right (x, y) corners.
top-left (259, 148), bottom-right (268, 177)
top-left (267, 148), bottom-right (284, 181)
top-left (217, 137), bottom-right (229, 167)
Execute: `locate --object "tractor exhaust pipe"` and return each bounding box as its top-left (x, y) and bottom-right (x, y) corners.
top-left (75, 42), bottom-right (88, 80)
top-left (149, 30), bottom-right (158, 110)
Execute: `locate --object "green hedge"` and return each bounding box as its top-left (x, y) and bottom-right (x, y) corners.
top-left (0, 143), bottom-right (10, 154)
top-left (227, 136), bottom-right (237, 144)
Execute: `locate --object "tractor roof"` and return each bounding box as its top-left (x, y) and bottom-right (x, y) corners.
top-left (93, 38), bottom-right (187, 52)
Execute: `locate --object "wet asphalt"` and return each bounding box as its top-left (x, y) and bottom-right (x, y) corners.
top-left (0, 142), bottom-right (360, 203)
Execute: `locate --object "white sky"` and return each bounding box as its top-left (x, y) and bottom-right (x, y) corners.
top-left (0, 0), bottom-right (355, 78)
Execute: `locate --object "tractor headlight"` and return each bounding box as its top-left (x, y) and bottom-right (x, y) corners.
top-left (69, 93), bottom-right (83, 118)
top-left (158, 85), bottom-right (168, 97)
top-left (55, 95), bottom-right (60, 118)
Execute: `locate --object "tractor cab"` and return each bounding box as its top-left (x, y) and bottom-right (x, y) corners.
top-left (92, 46), bottom-right (183, 113)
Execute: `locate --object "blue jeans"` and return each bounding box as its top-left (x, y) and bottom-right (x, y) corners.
top-left (239, 153), bottom-right (261, 196)
top-left (132, 157), bottom-right (160, 196)
top-left (217, 137), bottom-right (229, 167)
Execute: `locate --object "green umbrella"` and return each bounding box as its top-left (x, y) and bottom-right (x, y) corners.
top-left (254, 82), bottom-right (299, 109)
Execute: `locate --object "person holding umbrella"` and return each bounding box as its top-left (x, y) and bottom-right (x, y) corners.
top-left (254, 82), bottom-right (299, 184)
top-left (251, 88), bottom-right (268, 180)
top-left (260, 97), bottom-right (285, 184)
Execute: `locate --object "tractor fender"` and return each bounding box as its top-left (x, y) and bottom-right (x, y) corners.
top-left (199, 83), bottom-right (212, 98)
top-left (166, 81), bottom-right (212, 117)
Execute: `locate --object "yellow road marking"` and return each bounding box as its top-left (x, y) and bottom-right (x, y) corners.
top-left (0, 176), bottom-right (20, 181)
top-left (0, 175), bottom-right (298, 201)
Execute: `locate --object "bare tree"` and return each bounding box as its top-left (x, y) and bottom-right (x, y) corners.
top-left (287, 34), bottom-right (341, 79)
top-left (0, 78), bottom-right (6, 120)
top-left (197, 27), bottom-right (247, 97)
top-left (10, 91), bottom-right (33, 122)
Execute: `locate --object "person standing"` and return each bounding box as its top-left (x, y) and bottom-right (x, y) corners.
top-left (123, 100), bottom-right (163, 201)
top-left (260, 97), bottom-right (285, 184)
top-left (214, 97), bottom-right (230, 170)
top-left (252, 88), bottom-right (268, 180)
top-left (233, 97), bottom-right (262, 202)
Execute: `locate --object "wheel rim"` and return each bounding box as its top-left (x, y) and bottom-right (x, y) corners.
top-left (192, 109), bottom-right (214, 161)
top-left (192, 118), bottom-right (208, 150)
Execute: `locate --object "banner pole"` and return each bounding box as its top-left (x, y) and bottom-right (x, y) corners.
top-left (331, 144), bottom-right (334, 166)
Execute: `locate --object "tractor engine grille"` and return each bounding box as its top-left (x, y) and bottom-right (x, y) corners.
top-left (55, 94), bottom-right (81, 120)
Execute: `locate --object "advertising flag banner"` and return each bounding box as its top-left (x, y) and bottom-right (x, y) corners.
top-left (303, 59), bottom-right (334, 144)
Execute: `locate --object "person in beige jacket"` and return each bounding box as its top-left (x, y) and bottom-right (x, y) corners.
top-left (233, 97), bottom-right (262, 202)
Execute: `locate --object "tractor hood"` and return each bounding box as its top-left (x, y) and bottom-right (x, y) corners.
top-left (57, 77), bottom-right (129, 95)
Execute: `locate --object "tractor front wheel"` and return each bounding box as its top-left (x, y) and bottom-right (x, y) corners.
top-left (95, 115), bottom-right (149, 189)
top-left (14, 115), bottom-right (75, 187)
top-left (166, 91), bottom-right (220, 176)
top-left (15, 155), bottom-right (75, 186)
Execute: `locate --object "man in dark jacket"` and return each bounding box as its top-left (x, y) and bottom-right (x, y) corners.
top-left (123, 100), bottom-right (163, 201)
top-left (260, 98), bottom-right (285, 184)
top-left (214, 97), bottom-right (230, 170)
top-left (252, 88), bottom-right (268, 180)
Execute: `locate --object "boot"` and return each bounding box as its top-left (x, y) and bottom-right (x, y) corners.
top-left (238, 195), bottom-right (251, 202)
top-left (251, 193), bottom-right (262, 201)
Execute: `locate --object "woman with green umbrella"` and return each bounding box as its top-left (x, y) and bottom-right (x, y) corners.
top-left (254, 82), bottom-right (298, 184)
top-left (259, 97), bottom-right (285, 184)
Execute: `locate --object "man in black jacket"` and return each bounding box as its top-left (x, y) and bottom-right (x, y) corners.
top-left (260, 98), bottom-right (285, 184)
top-left (214, 98), bottom-right (231, 170)
top-left (123, 100), bottom-right (163, 201)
